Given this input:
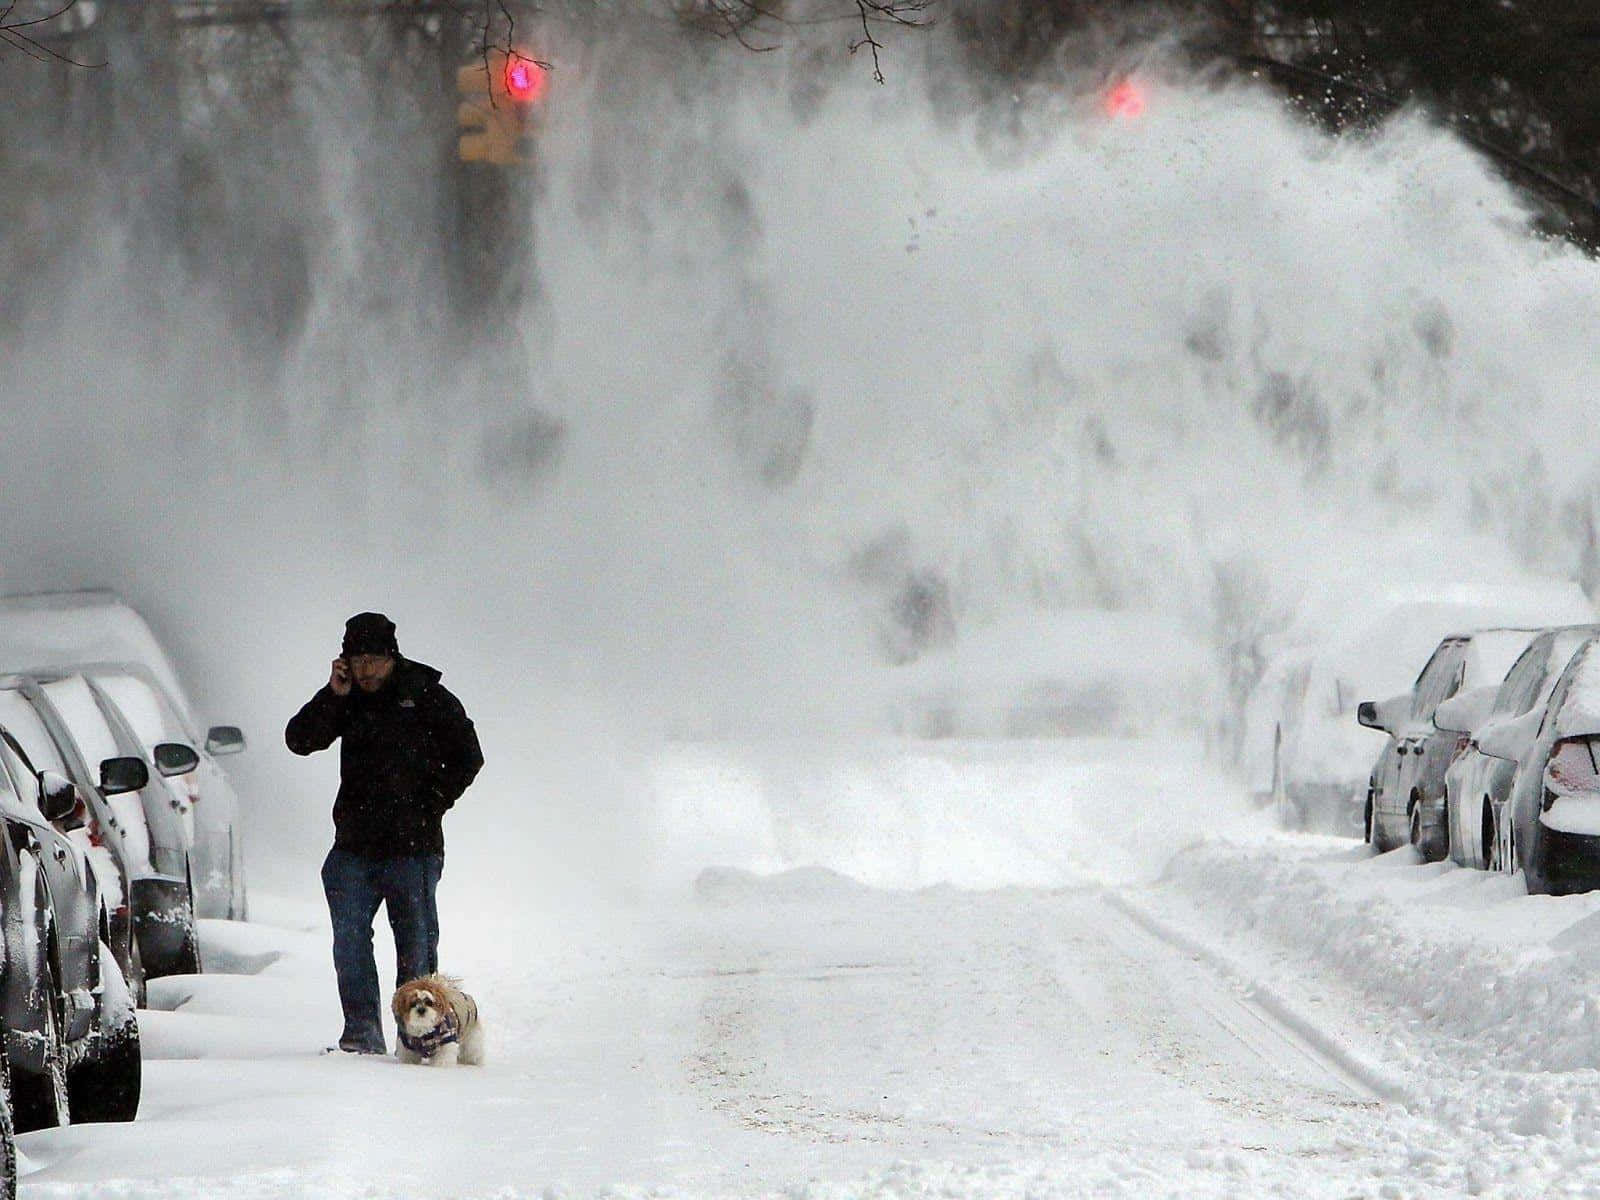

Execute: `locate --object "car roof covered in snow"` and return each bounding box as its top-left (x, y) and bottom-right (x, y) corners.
top-left (0, 590), bottom-right (191, 714)
top-left (1266, 581), bottom-right (1596, 702)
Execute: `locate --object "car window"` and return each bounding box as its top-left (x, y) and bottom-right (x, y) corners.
top-left (1464, 629), bottom-right (1543, 691)
top-left (92, 673), bottom-right (185, 752)
top-left (1413, 641), bottom-right (1466, 718)
top-left (0, 688), bottom-right (68, 777)
top-left (1494, 635), bottom-right (1551, 718)
top-left (39, 676), bottom-right (121, 770)
top-left (0, 738), bottom-right (26, 807)
top-left (1532, 630), bottom-right (1600, 717)
top-left (1542, 643), bottom-right (1597, 738)
top-left (2, 749), bottom-right (39, 811)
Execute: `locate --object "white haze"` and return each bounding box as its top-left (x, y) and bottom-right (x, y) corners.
top-left (5, 23), bottom-right (1600, 905)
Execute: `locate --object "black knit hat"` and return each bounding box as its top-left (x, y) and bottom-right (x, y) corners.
top-left (342, 612), bottom-right (399, 658)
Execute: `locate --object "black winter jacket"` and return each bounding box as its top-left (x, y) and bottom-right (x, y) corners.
top-left (285, 658), bottom-right (484, 858)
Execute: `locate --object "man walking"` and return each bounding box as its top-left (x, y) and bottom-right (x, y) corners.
top-left (286, 612), bottom-right (484, 1054)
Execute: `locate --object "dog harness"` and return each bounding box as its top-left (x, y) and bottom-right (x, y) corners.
top-left (398, 1008), bottom-right (459, 1058)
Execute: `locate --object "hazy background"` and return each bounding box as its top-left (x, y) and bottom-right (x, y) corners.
top-left (4, 10), bottom-right (1599, 910)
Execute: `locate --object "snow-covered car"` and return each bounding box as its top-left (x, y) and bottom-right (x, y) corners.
top-left (1242, 584), bottom-right (1595, 837)
top-left (0, 591), bottom-right (250, 922)
top-left (85, 664), bottom-right (247, 921)
top-left (1359, 627), bottom-right (1548, 858)
top-left (1435, 624), bottom-right (1600, 869)
top-left (0, 724), bottom-right (141, 1130)
top-left (0, 684), bottom-right (146, 1002)
top-left (1243, 645), bottom-right (1372, 834)
top-left (880, 607), bottom-right (1211, 739)
top-left (1478, 636), bottom-right (1600, 895)
top-left (13, 672), bottom-right (203, 980)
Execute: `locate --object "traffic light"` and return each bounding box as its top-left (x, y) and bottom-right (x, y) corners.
top-left (457, 48), bottom-right (546, 166)
top-left (1103, 78), bottom-right (1147, 119)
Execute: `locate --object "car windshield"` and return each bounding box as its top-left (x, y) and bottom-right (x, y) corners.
top-left (1413, 643), bottom-right (1465, 717)
top-left (0, 739), bottom-right (26, 808)
top-left (1465, 629), bottom-right (1542, 690)
top-left (1547, 737), bottom-right (1600, 797)
top-left (1492, 637), bottom-right (1551, 718)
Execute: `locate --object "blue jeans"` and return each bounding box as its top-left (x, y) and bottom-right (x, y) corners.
top-left (321, 848), bottom-right (444, 1051)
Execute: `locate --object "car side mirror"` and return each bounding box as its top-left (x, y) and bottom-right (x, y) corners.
top-left (1434, 685), bottom-right (1497, 736)
top-left (99, 756), bottom-right (149, 796)
top-left (204, 725), bottom-right (246, 757)
top-left (153, 742), bottom-right (200, 777)
top-left (1476, 723), bottom-right (1519, 763)
top-left (37, 771), bottom-right (78, 824)
top-left (1359, 692), bottom-right (1412, 734)
top-left (1477, 708), bottom-right (1545, 763)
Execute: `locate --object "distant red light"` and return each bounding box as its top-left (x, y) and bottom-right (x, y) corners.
top-left (1105, 79), bottom-right (1146, 119)
top-left (504, 55), bottom-right (545, 104)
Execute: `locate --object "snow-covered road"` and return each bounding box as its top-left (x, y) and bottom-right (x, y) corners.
top-left (21, 737), bottom-right (1600, 1198)
top-left (20, 877), bottom-right (1398, 1199)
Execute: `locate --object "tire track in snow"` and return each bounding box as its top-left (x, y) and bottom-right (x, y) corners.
top-left (677, 880), bottom-right (1399, 1177)
top-left (1101, 888), bottom-right (1410, 1106)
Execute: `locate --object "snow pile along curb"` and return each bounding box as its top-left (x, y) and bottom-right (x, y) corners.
top-left (1154, 839), bottom-right (1600, 1171)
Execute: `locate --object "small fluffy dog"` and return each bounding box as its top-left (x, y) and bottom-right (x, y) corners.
top-left (392, 974), bottom-right (485, 1067)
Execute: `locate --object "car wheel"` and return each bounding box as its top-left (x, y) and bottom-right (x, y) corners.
top-left (1364, 795), bottom-right (1375, 846)
top-left (1482, 801), bottom-right (1496, 871)
top-left (12, 953), bottom-right (71, 1133)
top-left (1409, 793), bottom-right (1447, 863)
top-left (66, 944), bottom-right (139, 1124)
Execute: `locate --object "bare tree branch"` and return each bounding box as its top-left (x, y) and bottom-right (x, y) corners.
top-left (850, 0), bottom-right (883, 82)
top-left (849, 0), bottom-right (931, 84)
top-left (0, 0), bottom-right (104, 65)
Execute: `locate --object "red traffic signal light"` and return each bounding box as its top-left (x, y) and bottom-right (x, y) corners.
top-left (1104, 79), bottom-right (1146, 119)
top-left (504, 54), bottom-right (546, 104)
top-left (458, 48), bottom-right (546, 166)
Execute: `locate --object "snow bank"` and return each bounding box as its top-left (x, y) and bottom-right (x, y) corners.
top-left (1155, 839), bottom-right (1600, 1181)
